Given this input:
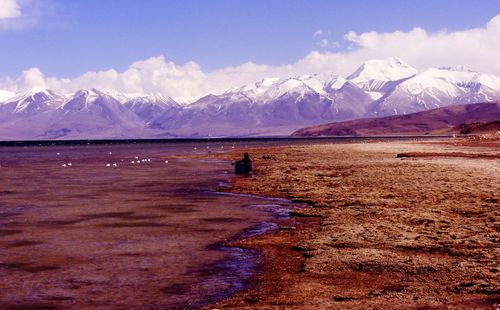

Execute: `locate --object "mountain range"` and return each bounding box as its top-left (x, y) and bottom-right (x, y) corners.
top-left (1, 57), bottom-right (500, 140)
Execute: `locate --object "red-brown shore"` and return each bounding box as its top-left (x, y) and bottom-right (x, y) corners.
top-left (207, 138), bottom-right (500, 309)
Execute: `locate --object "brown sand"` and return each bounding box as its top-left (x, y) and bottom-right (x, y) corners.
top-left (208, 139), bottom-right (500, 309)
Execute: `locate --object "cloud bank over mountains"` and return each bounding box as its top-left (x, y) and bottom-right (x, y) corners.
top-left (1, 14), bottom-right (500, 101)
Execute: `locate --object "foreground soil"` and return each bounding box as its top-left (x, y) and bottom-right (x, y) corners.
top-left (208, 139), bottom-right (500, 309)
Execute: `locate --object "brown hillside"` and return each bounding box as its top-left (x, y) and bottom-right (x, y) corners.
top-left (456, 120), bottom-right (500, 134)
top-left (292, 102), bottom-right (500, 136)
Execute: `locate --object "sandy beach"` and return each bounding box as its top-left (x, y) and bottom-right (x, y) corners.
top-left (209, 138), bottom-right (500, 309)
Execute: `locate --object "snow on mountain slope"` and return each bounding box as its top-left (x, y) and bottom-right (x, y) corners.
top-left (124, 94), bottom-right (180, 124)
top-left (260, 77), bottom-right (317, 102)
top-left (0, 90), bottom-right (15, 102)
top-left (0, 88), bottom-right (63, 119)
top-left (371, 67), bottom-right (500, 115)
top-left (58, 89), bottom-right (145, 129)
top-left (229, 77), bottom-right (280, 101)
top-left (324, 81), bottom-right (374, 120)
top-left (0, 89), bottom-right (153, 140)
top-left (324, 75), bottom-right (348, 93)
top-left (348, 57), bottom-right (418, 92)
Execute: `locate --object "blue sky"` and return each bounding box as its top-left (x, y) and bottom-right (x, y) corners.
top-left (1, 0), bottom-right (500, 77)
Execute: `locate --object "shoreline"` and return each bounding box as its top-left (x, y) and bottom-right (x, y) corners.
top-left (207, 138), bottom-right (499, 309)
top-left (0, 135), bottom-right (451, 147)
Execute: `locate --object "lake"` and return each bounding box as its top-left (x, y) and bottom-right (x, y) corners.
top-left (0, 141), bottom-right (299, 309)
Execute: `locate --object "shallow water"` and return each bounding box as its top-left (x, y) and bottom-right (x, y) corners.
top-left (0, 143), bottom-right (297, 309)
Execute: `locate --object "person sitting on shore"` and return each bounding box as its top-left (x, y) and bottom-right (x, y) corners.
top-left (233, 153), bottom-right (253, 174)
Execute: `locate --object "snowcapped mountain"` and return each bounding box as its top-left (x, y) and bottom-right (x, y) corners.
top-left (124, 94), bottom-right (180, 124)
top-left (371, 67), bottom-right (500, 115)
top-left (347, 57), bottom-right (418, 92)
top-left (0, 57), bottom-right (499, 139)
top-left (56, 89), bottom-right (145, 133)
top-left (0, 88), bottom-right (62, 119)
top-left (0, 89), bottom-right (151, 140)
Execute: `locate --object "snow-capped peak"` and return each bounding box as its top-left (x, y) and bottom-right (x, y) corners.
top-left (296, 74), bottom-right (326, 94)
top-left (397, 67), bottom-right (500, 96)
top-left (8, 87), bottom-right (61, 103)
top-left (0, 90), bottom-right (15, 103)
top-left (261, 77), bottom-right (315, 100)
top-left (74, 88), bottom-right (100, 98)
top-left (347, 57), bottom-right (418, 91)
top-left (125, 93), bottom-right (178, 107)
top-left (1, 88), bottom-right (63, 114)
top-left (438, 65), bottom-right (475, 73)
top-left (60, 88), bottom-right (117, 111)
top-left (227, 77), bottom-right (280, 97)
top-left (256, 77), bottom-right (281, 88)
top-left (324, 75), bottom-right (348, 92)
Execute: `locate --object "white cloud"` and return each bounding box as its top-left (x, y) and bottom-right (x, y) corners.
top-left (19, 67), bottom-right (47, 89)
top-left (313, 29), bottom-right (323, 37)
top-left (0, 0), bottom-right (48, 31)
top-left (2, 14), bottom-right (500, 101)
top-left (0, 0), bottom-right (21, 19)
top-left (318, 38), bottom-right (329, 48)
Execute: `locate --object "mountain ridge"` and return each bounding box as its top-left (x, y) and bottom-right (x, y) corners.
top-left (1, 58), bottom-right (500, 140)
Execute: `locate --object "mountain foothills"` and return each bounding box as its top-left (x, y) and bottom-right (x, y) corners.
top-left (1, 58), bottom-right (500, 140)
top-left (292, 102), bottom-right (500, 136)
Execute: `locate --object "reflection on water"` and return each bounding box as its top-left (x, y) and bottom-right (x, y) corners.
top-left (0, 143), bottom-right (295, 309)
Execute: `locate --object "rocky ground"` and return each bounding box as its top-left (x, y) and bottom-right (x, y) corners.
top-left (208, 139), bottom-right (500, 309)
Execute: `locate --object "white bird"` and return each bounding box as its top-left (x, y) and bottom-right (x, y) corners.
top-left (165, 160), bottom-right (169, 164)
top-left (147, 159), bottom-right (151, 162)
top-left (135, 156), bottom-right (139, 159)
top-left (131, 161), bottom-right (135, 164)
top-left (106, 163), bottom-right (111, 167)
top-left (68, 163), bottom-right (72, 166)
top-left (56, 152), bottom-right (61, 155)
top-left (113, 163), bottom-right (117, 167)
top-left (62, 164), bottom-right (67, 167)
